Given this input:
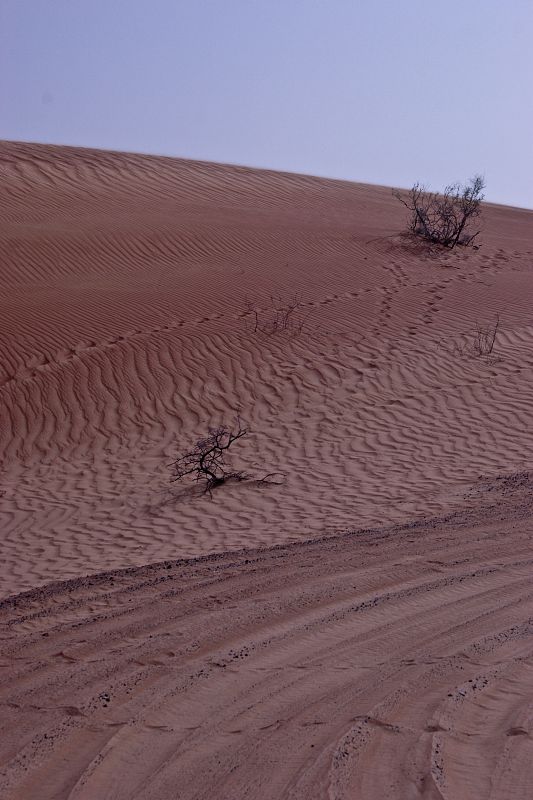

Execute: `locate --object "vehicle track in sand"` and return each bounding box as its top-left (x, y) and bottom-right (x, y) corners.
top-left (2, 479), bottom-right (533, 799)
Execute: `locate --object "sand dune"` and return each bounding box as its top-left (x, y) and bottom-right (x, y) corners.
top-left (1, 141), bottom-right (532, 599)
top-left (1, 141), bottom-right (533, 796)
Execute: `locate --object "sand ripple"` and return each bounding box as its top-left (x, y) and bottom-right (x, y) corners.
top-left (1, 141), bottom-right (533, 601)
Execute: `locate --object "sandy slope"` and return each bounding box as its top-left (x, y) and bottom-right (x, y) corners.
top-left (1, 141), bottom-right (533, 600)
top-left (2, 142), bottom-right (533, 798)
top-left (1, 478), bottom-right (533, 799)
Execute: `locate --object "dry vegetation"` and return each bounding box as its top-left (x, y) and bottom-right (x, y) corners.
top-left (243, 294), bottom-right (313, 336)
top-left (440, 314), bottom-right (501, 360)
top-left (169, 419), bottom-right (283, 497)
top-left (394, 175), bottom-right (485, 248)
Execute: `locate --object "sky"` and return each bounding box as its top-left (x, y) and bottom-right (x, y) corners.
top-left (2, 0), bottom-right (532, 208)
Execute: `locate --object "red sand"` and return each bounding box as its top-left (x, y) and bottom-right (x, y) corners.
top-left (1, 141), bottom-right (533, 797)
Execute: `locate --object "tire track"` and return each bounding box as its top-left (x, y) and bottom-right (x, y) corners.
top-left (2, 499), bottom-right (533, 798)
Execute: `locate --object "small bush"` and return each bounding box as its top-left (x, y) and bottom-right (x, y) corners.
top-left (472, 314), bottom-right (500, 357)
top-left (169, 420), bottom-right (248, 495)
top-left (440, 314), bottom-right (500, 360)
top-left (243, 294), bottom-right (312, 337)
top-left (169, 419), bottom-right (283, 497)
top-left (394, 175), bottom-right (485, 249)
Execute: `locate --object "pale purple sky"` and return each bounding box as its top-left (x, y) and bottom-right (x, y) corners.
top-left (2, 1), bottom-right (532, 208)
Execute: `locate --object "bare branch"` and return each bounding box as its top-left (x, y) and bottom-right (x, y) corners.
top-left (473, 314), bottom-right (500, 356)
top-left (439, 314), bottom-right (501, 361)
top-left (169, 420), bottom-right (281, 498)
top-left (394, 175), bottom-right (485, 249)
top-left (242, 294), bottom-right (313, 337)
top-left (169, 420), bottom-right (248, 495)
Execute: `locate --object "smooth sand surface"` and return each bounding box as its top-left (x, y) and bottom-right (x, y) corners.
top-left (1, 141), bottom-right (533, 797)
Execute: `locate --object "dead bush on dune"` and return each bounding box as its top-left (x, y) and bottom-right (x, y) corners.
top-left (472, 314), bottom-right (500, 357)
top-left (394, 175), bottom-right (485, 249)
top-left (243, 294), bottom-right (313, 337)
top-left (440, 314), bottom-right (501, 361)
top-left (169, 419), bottom-right (283, 497)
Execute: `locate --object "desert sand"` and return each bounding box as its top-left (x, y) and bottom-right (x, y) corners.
top-left (1, 141), bottom-right (533, 797)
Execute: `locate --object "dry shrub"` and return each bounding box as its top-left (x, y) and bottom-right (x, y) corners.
top-left (169, 419), bottom-right (283, 497)
top-left (394, 175), bottom-right (485, 249)
top-left (243, 294), bottom-right (312, 337)
top-left (440, 314), bottom-right (500, 361)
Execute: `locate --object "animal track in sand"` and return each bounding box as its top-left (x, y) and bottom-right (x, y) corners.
top-left (2, 286), bottom-right (380, 389)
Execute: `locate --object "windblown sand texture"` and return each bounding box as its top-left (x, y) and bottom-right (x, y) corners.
top-left (1, 141), bottom-right (533, 797)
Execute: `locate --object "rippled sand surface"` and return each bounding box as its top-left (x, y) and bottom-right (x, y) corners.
top-left (1, 141), bottom-right (533, 797)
